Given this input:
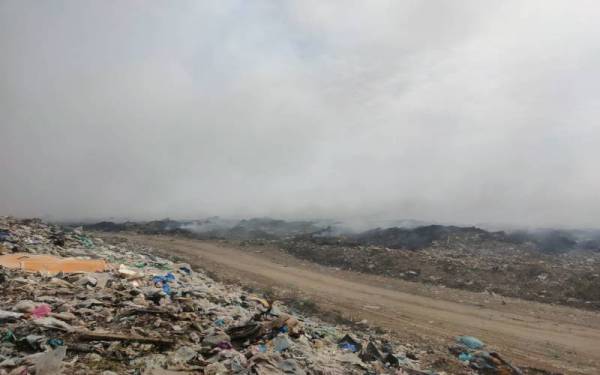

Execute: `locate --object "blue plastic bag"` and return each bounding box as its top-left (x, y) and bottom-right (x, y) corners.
top-left (152, 272), bottom-right (176, 294)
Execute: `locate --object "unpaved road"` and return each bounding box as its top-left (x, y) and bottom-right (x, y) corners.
top-left (109, 234), bottom-right (600, 374)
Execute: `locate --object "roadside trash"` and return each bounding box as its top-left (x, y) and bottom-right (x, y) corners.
top-left (456, 335), bottom-right (485, 349)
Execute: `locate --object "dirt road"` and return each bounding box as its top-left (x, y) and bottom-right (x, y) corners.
top-left (111, 234), bottom-right (600, 374)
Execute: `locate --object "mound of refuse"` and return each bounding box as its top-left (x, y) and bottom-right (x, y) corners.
top-left (0, 217), bottom-right (527, 374)
top-left (83, 217), bottom-right (324, 241)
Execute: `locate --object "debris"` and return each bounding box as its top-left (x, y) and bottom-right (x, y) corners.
top-left (205, 362), bottom-right (227, 375)
top-left (152, 272), bottom-right (176, 294)
top-left (272, 334), bottom-right (292, 352)
top-left (76, 330), bottom-right (176, 346)
top-left (0, 253), bottom-right (107, 273)
top-left (456, 335), bottom-right (485, 349)
top-left (0, 310), bottom-right (23, 322)
top-left (33, 317), bottom-right (74, 332)
top-left (202, 331), bottom-right (231, 347)
top-left (34, 346), bottom-right (66, 375)
top-left (46, 338), bottom-right (64, 348)
top-left (360, 341), bottom-right (383, 362)
top-left (338, 334), bottom-right (362, 352)
top-left (118, 264), bottom-right (144, 279)
top-left (13, 300), bottom-right (36, 313)
top-left (31, 304), bottom-right (52, 319)
top-left (0, 216), bottom-right (524, 374)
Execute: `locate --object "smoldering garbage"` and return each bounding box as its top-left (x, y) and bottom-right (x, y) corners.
top-left (0, 217), bottom-right (523, 374)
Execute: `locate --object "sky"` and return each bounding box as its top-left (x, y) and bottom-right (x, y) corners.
top-left (1, 1), bottom-right (599, 227)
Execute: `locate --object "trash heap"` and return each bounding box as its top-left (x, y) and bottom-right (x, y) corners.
top-left (1, 217), bottom-right (443, 375)
top-left (449, 337), bottom-right (522, 375)
top-left (281, 236), bottom-right (600, 310)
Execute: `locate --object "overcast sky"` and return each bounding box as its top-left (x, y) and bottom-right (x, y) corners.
top-left (1, 1), bottom-right (599, 227)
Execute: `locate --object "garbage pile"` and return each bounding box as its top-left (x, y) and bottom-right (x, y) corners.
top-left (449, 337), bottom-right (521, 375)
top-left (1, 217), bottom-right (446, 374)
top-left (281, 236), bottom-right (600, 310)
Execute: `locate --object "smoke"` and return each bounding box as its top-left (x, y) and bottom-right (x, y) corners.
top-left (1, 1), bottom-right (599, 227)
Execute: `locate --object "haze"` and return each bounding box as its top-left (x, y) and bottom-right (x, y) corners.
top-left (1, 1), bottom-right (599, 227)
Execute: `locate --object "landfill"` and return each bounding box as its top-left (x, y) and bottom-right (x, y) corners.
top-left (281, 233), bottom-right (600, 311)
top-left (84, 218), bottom-right (600, 310)
top-left (0, 217), bottom-right (524, 374)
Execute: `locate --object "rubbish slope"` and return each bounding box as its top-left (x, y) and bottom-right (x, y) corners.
top-left (0, 217), bottom-right (528, 374)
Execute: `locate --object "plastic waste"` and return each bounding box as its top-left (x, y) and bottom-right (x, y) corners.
top-left (178, 265), bottom-right (191, 275)
top-left (227, 321), bottom-right (262, 342)
top-left (47, 338), bottom-right (64, 348)
top-left (202, 332), bottom-right (231, 347)
top-left (339, 342), bottom-right (357, 352)
top-left (34, 346), bottom-right (66, 375)
top-left (31, 304), bottom-right (52, 319)
top-left (13, 300), bottom-right (36, 313)
top-left (204, 362), bottom-right (228, 375)
top-left (457, 335), bottom-right (485, 349)
top-left (273, 334), bottom-right (292, 352)
top-left (118, 264), bottom-right (144, 279)
top-left (33, 317), bottom-right (74, 332)
top-left (2, 329), bottom-right (16, 343)
top-left (278, 359), bottom-right (307, 375)
top-left (0, 310), bottom-right (24, 322)
top-left (216, 341), bottom-right (233, 350)
top-left (338, 334), bottom-right (362, 353)
top-left (360, 341), bottom-right (383, 362)
top-left (214, 318), bottom-right (226, 327)
top-left (77, 235), bottom-right (94, 248)
top-left (152, 272), bottom-right (175, 294)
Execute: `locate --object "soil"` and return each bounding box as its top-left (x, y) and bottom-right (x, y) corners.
top-left (100, 233), bottom-right (600, 375)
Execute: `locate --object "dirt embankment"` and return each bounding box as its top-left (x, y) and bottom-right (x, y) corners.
top-left (103, 233), bottom-right (600, 375)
